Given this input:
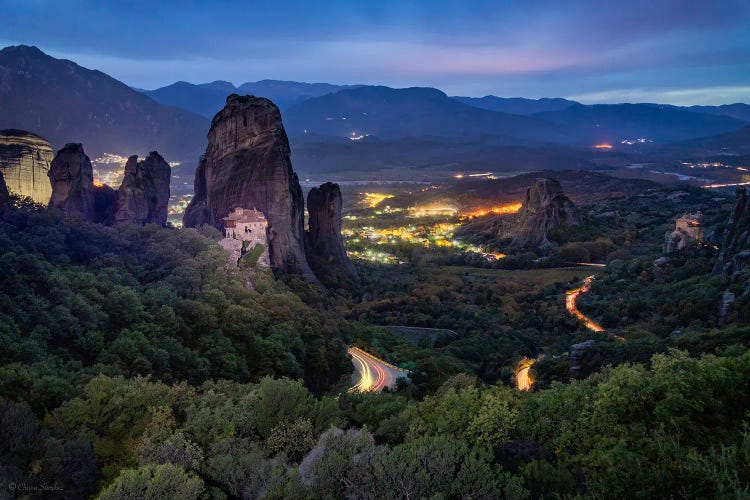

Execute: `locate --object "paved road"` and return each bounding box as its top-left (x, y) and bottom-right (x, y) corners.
top-left (348, 347), bottom-right (409, 392)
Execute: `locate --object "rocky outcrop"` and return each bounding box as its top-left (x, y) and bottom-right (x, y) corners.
top-left (183, 94), bottom-right (317, 282)
top-left (714, 187), bottom-right (750, 291)
top-left (664, 212), bottom-right (704, 254)
top-left (0, 129), bottom-right (53, 204)
top-left (115, 152), bottom-right (171, 226)
top-left (569, 339), bottom-right (595, 377)
top-left (510, 178), bottom-right (581, 250)
top-left (306, 182), bottom-right (360, 288)
top-left (218, 237), bottom-right (243, 268)
top-left (47, 143), bottom-right (95, 221)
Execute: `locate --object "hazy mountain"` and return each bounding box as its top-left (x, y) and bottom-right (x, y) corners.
top-left (291, 135), bottom-right (599, 175)
top-left (452, 95), bottom-right (578, 114)
top-left (0, 45), bottom-right (209, 160)
top-left (284, 86), bottom-right (572, 143)
top-left (237, 80), bottom-right (362, 110)
top-left (145, 79), bottom-right (361, 117)
top-left (683, 103), bottom-right (750, 123)
top-left (534, 103), bottom-right (748, 143)
top-left (145, 81), bottom-right (232, 118)
top-left (676, 125), bottom-right (750, 156)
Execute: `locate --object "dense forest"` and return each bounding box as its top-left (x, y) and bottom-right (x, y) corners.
top-left (1, 197), bottom-right (749, 498)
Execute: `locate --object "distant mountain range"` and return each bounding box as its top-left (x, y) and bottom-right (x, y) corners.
top-left (283, 86), bottom-right (572, 144)
top-left (0, 45), bottom-right (208, 160)
top-left (144, 80), bottom-right (361, 117)
top-left (451, 96), bottom-right (578, 115)
top-left (0, 44), bottom-right (748, 167)
top-left (532, 103), bottom-right (747, 143)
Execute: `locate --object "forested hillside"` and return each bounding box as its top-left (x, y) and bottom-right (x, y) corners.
top-left (1, 195), bottom-right (749, 498)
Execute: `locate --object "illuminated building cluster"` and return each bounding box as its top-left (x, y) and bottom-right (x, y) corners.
top-left (360, 192), bottom-right (395, 208)
top-left (620, 138), bottom-right (652, 145)
top-left (343, 192), bottom-right (510, 264)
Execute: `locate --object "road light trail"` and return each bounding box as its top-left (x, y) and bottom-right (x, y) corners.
top-left (515, 357), bottom-right (536, 391)
top-left (566, 275), bottom-right (605, 332)
top-left (348, 347), bottom-right (409, 393)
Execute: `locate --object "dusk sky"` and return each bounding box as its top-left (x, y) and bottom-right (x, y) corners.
top-left (3, 0), bottom-right (749, 105)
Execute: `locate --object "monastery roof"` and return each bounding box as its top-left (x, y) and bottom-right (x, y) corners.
top-left (222, 207), bottom-right (267, 223)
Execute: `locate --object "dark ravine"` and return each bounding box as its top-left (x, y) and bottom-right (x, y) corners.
top-left (115, 151), bottom-right (171, 226)
top-left (306, 182), bottom-right (360, 288)
top-left (47, 143), bottom-right (95, 221)
top-left (184, 94), bottom-right (319, 281)
top-left (510, 177), bottom-right (581, 250)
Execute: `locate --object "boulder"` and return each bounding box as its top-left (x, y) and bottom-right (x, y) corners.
top-left (510, 178), bottom-right (581, 251)
top-left (0, 129), bottom-right (53, 204)
top-left (47, 143), bottom-right (95, 221)
top-left (114, 151), bottom-right (171, 226)
top-left (306, 182), bottom-right (360, 288)
top-left (183, 94), bottom-right (317, 282)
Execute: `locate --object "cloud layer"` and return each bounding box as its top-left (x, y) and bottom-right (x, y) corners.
top-left (3, 0), bottom-right (749, 104)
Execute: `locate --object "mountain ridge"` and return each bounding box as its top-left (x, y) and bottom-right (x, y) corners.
top-left (0, 45), bottom-right (209, 160)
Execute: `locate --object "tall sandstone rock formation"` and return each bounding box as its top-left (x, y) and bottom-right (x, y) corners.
top-left (0, 170), bottom-right (11, 217)
top-left (510, 178), bottom-right (581, 250)
top-left (47, 143), bottom-right (95, 221)
top-left (306, 182), bottom-right (360, 288)
top-left (184, 94), bottom-right (317, 282)
top-left (115, 152), bottom-right (171, 226)
top-left (0, 129), bottom-right (53, 204)
top-left (714, 187), bottom-right (750, 289)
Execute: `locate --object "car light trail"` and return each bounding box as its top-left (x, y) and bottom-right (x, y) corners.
top-left (348, 347), bottom-right (409, 393)
top-left (515, 357), bottom-right (536, 391)
top-left (566, 275), bottom-right (605, 332)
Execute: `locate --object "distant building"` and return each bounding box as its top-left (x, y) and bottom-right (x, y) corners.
top-left (665, 212), bottom-right (704, 254)
top-left (675, 212), bottom-right (704, 240)
top-left (223, 207), bottom-right (268, 243)
top-left (220, 207), bottom-right (270, 267)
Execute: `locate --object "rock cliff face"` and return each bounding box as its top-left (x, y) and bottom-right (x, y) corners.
top-left (0, 129), bottom-right (53, 204)
top-left (48, 143), bottom-right (95, 220)
top-left (714, 187), bottom-right (750, 289)
top-left (184, 94), bottom-right (317, 282)
top-left (0, 170), bottom-right (11, 216)
top-left (115, 152), bottom-right (171, 226)
top-left (306, 182), bottom-right (360, 288)
top-left (510, 178), bottom-right (581, 250)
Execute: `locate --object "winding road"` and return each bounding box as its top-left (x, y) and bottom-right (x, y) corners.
top-left (348, 347), bottom-right (410, 392)
top-left (565, 275), bottom-right (605, 332)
